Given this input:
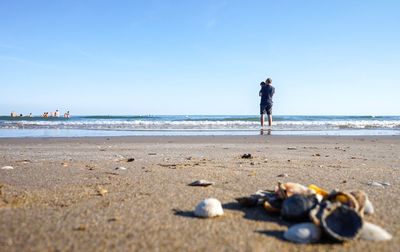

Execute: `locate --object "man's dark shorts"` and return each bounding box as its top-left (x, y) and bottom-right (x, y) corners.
top-left (260, 103), bottom-right (273, 115)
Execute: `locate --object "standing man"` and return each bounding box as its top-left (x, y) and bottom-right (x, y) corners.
top-left (259, 78), bottom-right (275, 127)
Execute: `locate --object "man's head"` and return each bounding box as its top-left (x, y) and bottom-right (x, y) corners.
top-left (266, 78), bottom-right (272, 84)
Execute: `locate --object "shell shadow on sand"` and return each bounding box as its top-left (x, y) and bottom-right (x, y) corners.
top-left (223, 202), bottom-right (293, 241)
top-left (172, 208), bottom-right (198, 219)
top-left (222, 202), bottom-right (290, 226)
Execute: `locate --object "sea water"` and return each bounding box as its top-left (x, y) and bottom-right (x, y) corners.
top-left (0, 115), bottom-right (399, 137)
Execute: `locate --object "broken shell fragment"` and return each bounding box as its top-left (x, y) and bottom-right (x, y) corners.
top-left (308, 184), bottom-right (329, 197)
top-left (281, 194), bottom-right (318, 221)
top-left (320, 203), bottom-right (363, 242)
top-left (284, 223), bottom-right (322, 244)
top-left (194, 198), bottom-right (224, 218)
top-left (1, 166), bottom-right (13, 170)
top-left (188, 180), bottom-right (215, 187)
top-left (359, 222), bottom-right (392, 241)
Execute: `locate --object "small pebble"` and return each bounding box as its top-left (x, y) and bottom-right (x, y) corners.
top-left (126, 158), bottom-right (135, 162)
top-left (277, 173), bottom-right (289, 178)
top-left (1, 166), bottom-right (13, 170)
top-left (287, 147), bottom-right (297, 150)
top-left (97, 188), bottom-right (108, 196)
top-left (241, 153), bottom-right (252, 159)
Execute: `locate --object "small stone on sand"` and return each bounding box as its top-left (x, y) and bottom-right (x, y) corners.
top-left (277, 173), bottom-right (289, 178)
top-left (1, 166), bottom-right (13, 170)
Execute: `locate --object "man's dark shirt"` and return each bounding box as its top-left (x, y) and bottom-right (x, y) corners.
top-left (260, 84), bottom-right (275, 105)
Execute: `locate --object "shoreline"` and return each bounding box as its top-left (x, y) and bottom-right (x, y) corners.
top-left (1, 135), bottom-right (399, 251)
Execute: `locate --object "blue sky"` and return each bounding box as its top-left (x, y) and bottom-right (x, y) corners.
top-left (1, 0), bottom-right (399, 115)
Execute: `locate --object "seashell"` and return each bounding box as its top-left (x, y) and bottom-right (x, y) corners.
top-left (368, 181), bottom-right (385, 188)
top-left (349, 190), bottom-right (367, 216)
top-left (284, 223), bottom-right (322, 244)
top-left (308, 184), bottom-right (329, 197)
top-left (359, 222), bottom-right (392, 241)
top-left (281, 194), bottom-right (318, 221)
top-left (115, 166), bottom-right (127, 170)
top-left (194, 198), bottom-right (224, 218)
top-left (320, 203), bottom-right (363, 242)
top-left (327, 191), bottom-right (359, 212)
top-left (277, 182), bottom-right (315, 198)
top-left (364, 198), bottom-right (374, 215)
top-left (263, 199), bottom-right (282, 213)
top-left (1, 166), bottom-right (14, 170)
top-left (188, 180), bottom-right (215, 187)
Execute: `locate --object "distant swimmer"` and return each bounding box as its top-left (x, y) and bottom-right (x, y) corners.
top-left (54, 110), bottom-right (60, 117)
top-left (64, 111), bottom-right (70, 118)
top-left (259, 78), bottom-right (275, 127)
top-left (42, 112), bottom-right (49, 118)
top-left (10, 111), bottom-right (17, 117)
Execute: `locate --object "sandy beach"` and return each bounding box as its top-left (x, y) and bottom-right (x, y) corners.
top-left (0, 135), bottom-right (399, 251)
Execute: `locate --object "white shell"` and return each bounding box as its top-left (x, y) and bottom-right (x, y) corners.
top-left (194, 198), bottom-right (224, 218)
top-left (1, 166), bottom-right (13, 170)
top-left (359, 222), bottom-right (392, 241)
top-left (115, 166), bottom-right (127, 170)
top-left (364, 198), bottom-right (374, 215)
top-left (284, 223), bottom-right (321, 244)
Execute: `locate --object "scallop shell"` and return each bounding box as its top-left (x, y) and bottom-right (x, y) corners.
top-left (284, 223), bottom-right (322, 244)
top-left (194, 198), bottom-right (224, 218)
top-left (359, 222), bottom-right (392, 241)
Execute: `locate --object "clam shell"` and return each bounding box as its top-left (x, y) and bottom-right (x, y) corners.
top-left (320, 203), bottom-right (363, 242)
top-left (194, 198), bottom-right (224, 218)
top-left (284, 223), bottom-right (322, 244)
top-left (281, 194), bottom-right (318, 221)
top-left (359, 222), bottom-right (392, 241)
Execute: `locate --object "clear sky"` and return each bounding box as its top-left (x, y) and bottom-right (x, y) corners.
top-left (1, 0), bottom-right (399, 116)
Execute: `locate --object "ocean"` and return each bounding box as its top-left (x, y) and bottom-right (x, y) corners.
top-left (0, 115), bottom-right (399, 137)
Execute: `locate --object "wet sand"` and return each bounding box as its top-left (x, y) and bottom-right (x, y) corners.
top-left (1, 135), bottom-right (399, 251)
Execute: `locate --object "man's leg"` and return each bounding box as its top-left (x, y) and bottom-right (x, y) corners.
top-left (268, 114), bottom-right (272, 126)
top-left (260, 114), bottom-right (265, 127)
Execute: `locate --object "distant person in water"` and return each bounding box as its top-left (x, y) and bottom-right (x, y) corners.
top-left (10, 111), bottom-right (17, 117)
top-left (54, 110), bottom-right (60, 117)
top-left (64, 111), bottom-right (70, 118)
top-left (259, 78), bottom-right (275, 127)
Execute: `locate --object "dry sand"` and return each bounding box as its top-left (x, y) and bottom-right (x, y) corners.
top-left (0, 135), bottom-right (399, 251)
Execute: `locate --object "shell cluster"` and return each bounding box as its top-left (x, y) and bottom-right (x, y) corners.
top-left (236, 182), bottom-right (392, 244)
